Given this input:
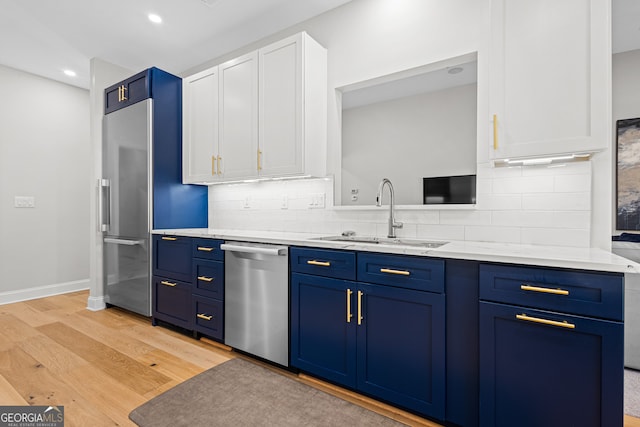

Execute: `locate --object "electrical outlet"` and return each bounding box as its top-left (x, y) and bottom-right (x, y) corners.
top-left (309, 193), bottom-right (325, 209)
top-left (14, 196), bottom-right (35, 208)
top-left (243, 196), bottom-right (252, 209)
top-left (281, 195), bottom-right (288, 209)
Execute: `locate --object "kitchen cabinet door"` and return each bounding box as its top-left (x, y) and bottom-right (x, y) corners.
top-left (182, 67), bottom-right (219, 183)
top-left (219, 51), bottom-right (259, 180)
top-left (290, 273), bottom-right (357, 389)
top-left (479, 301), bottom-right (623, 427)
top-left (488, 0), bottom-right (608, 160)
top-left (357, 283), bottom-right (446, 420)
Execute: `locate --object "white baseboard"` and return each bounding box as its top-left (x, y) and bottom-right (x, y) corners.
top-left (86, 295), bottom-right (107, 311)
top-left (0, 279), bottom-right (90, 306)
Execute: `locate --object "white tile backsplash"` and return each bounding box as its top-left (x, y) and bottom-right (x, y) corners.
top-left (208, 161), bottom-right (593, 248)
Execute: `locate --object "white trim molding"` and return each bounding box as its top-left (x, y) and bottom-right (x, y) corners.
top-left (86, 295), bottom-right (107, 311)
top-left (0, 279), bottom-right (90, 306)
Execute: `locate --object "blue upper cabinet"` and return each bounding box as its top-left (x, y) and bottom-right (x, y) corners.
top-left (104, 70), bottom-right (151, 114)
top-left (104, 67), bottom-right (208, 230)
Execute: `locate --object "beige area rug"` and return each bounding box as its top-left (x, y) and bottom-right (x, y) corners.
top-left (627, 368), bottom-right (640, 418)
top-left (129, 358), bottom-right (406, 427)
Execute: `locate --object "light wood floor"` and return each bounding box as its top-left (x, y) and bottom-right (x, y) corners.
top-left (0, 290), bottom-right (638, 427)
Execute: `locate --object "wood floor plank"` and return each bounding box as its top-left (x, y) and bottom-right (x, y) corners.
top-left (0, 301), bottom-right (57, 327)
top-left (0, 347), bottom-right (118, 427)
top-left (0, 373), bottom-right (29, 405)
top-left (0, 313), bottom-right (42, 345)
top-left (37, 322), bottom-right (172, 395)
top-left (18, 334), bottom-right (90, 374)
top-left (137, 348), bottom-right (207, 382)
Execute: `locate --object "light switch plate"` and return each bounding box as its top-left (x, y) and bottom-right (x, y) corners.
top-left (14, 196), bottom-right (35, 208)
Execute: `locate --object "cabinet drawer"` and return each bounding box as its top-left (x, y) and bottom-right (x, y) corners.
top-left (357, 253), bottom-right (445, 293)
top-left (192, 238), bottom-right (224, 261)
top-left (192, 259), bottom-right (224, 299)
top-left (152, 275), bottom-right (192, 329)
top-left (193, 295), bottom-right (224, 340)
top-left (104, 69), bottom-right (150, 114)
top-left (290, 247), bottom-right (356, 280)
top-left (152, 235), bottom-right (192, 282)
top-left (479, 264), bottom-right (624, 321)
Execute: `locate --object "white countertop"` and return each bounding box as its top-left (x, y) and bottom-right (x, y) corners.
top-left (152, 228), bottom-right (640, 274)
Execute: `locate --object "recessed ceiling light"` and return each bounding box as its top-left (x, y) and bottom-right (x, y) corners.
top-left (148, 13), bottom-right (162, 24)
top-left (63, 69), bottom-right (76, 77)
top-left (447, 67), bottom-right (463, 75)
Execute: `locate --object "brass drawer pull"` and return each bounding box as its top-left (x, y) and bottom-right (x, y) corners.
top-left (307, 260), bottom-right (331, 267)
top-left (197, 276), bottom-right (213, 282)
top-left (160, 281), bottom-right (177, 287)
top-left (516, 313), bottom-right (575, 329)
top-left (161, 236), bottom-right (177, 241)
top-left (346, 289), bottom-right (353, 323)
top-left (380, 268), bottom-right (410, 276)
top-left (197, 313), bottom-right (213, 321)
top-left (520, 284), bottom-right (569, 296)
top-left (197, 246), bottom-right (214, 252)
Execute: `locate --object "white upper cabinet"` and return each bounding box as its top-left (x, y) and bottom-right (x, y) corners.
top-left (182, 67), bottom-right (219, 183)
top-left (182, 32), bottom-right (327, 184)
top-left (219, 52), bottom-right (259, 180)
top-left (259, 32), bottom-right (327, 178)
top-left (488, 0), bottom-right (609, 160)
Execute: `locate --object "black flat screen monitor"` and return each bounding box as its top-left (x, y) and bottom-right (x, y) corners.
top-left (423, 175), bottom-right (476, 205)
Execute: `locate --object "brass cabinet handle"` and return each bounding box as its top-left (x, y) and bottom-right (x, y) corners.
top-left (197, 276), bottom-right (213, 282)
top-left (493, 114), bottom-right (498, 150)
top-left (217, 156), bottom-right (222, 175)
top-left (357, 291), bottom-right (363, 325)
top-left (380, 268), bottom-right (410, 276)
top-left (307, 260), bottom-right (331, 267)
top-left (516, 313), bottom-right (575, 329)
top-left (197, 313), bottom-right (213, 321)
top-left (346, 288), bottom-right (353, 323)
top-left (257, 149), bottom-right (262, 171)
top-left (161, 236), bottom-right (177, 241)
top-left (160, 281), bottom-right (177, 287)
top-left (118, 85), bottom-right (127, 102)
top-left (197, 247), bottom-right (214, 252)
top-left (520, 284), bottom-right (569, 296)
top-left (211, 155), bottom-right (216, 176)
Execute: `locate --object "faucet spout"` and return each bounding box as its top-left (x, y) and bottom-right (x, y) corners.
top-left (376, 178), bottom-right (403, 238)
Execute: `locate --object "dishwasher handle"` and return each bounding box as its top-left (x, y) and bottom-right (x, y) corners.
top-left (220, 243), bottom-right (287, 256)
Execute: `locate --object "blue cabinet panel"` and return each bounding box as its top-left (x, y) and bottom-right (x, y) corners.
top-left (192, 259), bottom-right (224, 299)
top-left (445, 259), bottom-right (479, 427)
top-left (479, 301), bottom-right (623, 427)
top-left (104, 69), bottom-right (150, 114)
top-left (480, 264), bottom-right (623, 321)
top-left (290, 247), bottom-right (356, 280)
top-left (357, 252), bottom-right (444, 293)
top-left (192, 238), bottom-right (224, 261)
top-left (290, 272), bottom-right (357, 388)
top-left (152, 275), bottom-right (192, 329)
top-left (357, 283), bottom-right (445, 419)
top-left (193, 295), bottom-right (224, 340)
top-left (152, 235), bottom-right (192, 282)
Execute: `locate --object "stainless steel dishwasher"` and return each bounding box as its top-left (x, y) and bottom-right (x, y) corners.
top-left (221, 241), bottom-right (289, 366)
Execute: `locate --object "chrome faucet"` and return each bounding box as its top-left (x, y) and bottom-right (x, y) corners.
top-left (376, 178), bottom-right (403, 238)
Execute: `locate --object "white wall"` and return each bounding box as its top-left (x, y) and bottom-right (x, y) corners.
top-left (195, 0), bottom-right (602, 249)
top-left (0, 65), bottom-right (90, 303)
top-left (612, 49), bottom-right (640, 235)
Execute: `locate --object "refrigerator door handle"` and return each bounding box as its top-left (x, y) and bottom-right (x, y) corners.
top-left (104, 237), bottom-right (145, 246)
top-left (99, 178), bottom-right (110, 232)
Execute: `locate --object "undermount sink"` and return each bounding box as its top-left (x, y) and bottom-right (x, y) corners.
top-left (314, 235), bottom-right (448, 249)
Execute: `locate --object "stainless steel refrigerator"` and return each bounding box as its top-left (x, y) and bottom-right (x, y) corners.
top-left (102, 99), bottom-right (153, 316)
top-left (101, 67), bottom-right (208, 317)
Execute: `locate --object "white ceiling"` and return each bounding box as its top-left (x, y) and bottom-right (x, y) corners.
top-left (0, 0), bottom-right (638, 91)
top-left (0, 0), bottom-right (352, 89)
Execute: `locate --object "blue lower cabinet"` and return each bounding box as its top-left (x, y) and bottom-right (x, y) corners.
top-left (291, 271), bottom-right (446, 420)
top-left (357, 283), bottom-right (445, 419)
top-left (193, 295), bottom-right (223, 340)
top-left (290, 273), bottom-right (358, 388)
top-left (479, 301), bottom-right (623, 427)
top-left (152, 276), bottom-right (193, 329)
